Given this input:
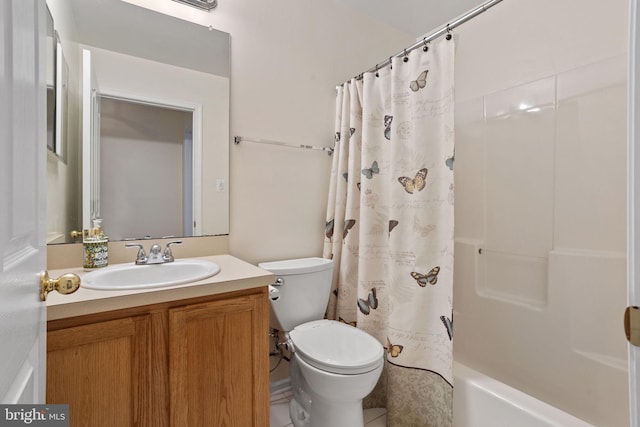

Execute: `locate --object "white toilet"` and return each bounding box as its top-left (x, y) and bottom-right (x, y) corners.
top-left (259, 257), bottom-right (384, 427)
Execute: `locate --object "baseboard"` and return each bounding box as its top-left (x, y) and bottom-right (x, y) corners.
top-left (269, 377), bottom-right (291, 395)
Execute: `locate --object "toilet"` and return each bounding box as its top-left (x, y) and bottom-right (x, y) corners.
top-left (259, 257), bottom-right (384, 427)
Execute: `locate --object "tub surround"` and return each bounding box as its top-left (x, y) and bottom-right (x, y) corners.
top-left (46, 252), bottom-right (272, 427)
top-left (452, 0), bottom-right (629, 422)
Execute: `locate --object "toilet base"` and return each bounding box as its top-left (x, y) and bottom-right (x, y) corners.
top-left (289, 394), bottom-right (365, 427)
top-left (288, 355), bottom-right (371, 427)
top-left (289, 398), bottom-right (309, 427)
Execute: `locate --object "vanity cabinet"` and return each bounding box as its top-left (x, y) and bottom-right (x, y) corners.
top-left (47, 288), bottom-right (269, 427)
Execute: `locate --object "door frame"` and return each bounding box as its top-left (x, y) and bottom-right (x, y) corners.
top-left (628, 0), bottom-right (639, 425)
top-left (98, 89), bottom-right (203, 237)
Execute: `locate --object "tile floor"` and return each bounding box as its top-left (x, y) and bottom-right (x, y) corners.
top-left (270, 391), bottom-right (387, 427)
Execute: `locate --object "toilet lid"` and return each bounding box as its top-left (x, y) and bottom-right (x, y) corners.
top-left (289, 320), bottom-right (384, 375)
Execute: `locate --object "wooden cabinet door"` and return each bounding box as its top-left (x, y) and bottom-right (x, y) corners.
top-left (47, 316), bottom-right (152, 427)
top-left (169, 293), bottom-right (269, 427)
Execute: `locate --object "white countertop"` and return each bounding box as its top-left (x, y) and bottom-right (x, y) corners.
top-left (47, 255), bottom-right (274, 321)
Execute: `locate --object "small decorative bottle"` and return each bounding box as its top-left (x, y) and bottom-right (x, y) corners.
top-left (83, 218), bottom-right (109, 270)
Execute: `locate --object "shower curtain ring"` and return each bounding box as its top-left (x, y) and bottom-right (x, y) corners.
top-left (446, 24), bottom-right (453, 40)
top-left (403, 49), bottom-right (409, 63)
top-left (422, 38), bottom-right (429, 52)
top-left (389, 56), bottom-right (393, 69)
top-left (375, 64), bottom-right (379, 77)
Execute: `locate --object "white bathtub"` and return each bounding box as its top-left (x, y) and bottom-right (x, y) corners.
top-left (453, 363), bottom-right (594, 427)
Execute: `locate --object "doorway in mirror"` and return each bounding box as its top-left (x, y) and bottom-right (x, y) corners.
top-left (99, 97), bottom-right (196, 240)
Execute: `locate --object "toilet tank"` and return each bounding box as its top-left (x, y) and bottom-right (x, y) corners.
top-left (258, 257), bottom-right (334, 333)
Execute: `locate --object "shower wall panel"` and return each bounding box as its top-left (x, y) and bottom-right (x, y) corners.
top-left (453, 53), bottom-right (628, 426)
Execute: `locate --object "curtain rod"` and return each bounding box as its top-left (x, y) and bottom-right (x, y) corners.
top-left (233, 136), bottom-right (334, 155)
top-left (339, 0), bottom-right (504, 86)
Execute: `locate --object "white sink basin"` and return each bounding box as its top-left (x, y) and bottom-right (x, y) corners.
top-left (82, 259), bottom-right (221, 291)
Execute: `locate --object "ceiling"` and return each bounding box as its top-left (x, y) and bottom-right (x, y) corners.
top-left (335, 0), bottom-right (490, 38)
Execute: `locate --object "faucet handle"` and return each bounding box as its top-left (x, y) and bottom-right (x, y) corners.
top-left (125, 243), bottom-right (147, 264)
top-left (163, 241), bottom-right (183, 262)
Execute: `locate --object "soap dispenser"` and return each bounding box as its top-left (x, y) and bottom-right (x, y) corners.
top-left (83, 218), bottom-right (109, 270)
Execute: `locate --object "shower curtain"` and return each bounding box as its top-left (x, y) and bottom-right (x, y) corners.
top-left (323, 38), bottom-right (454, 426)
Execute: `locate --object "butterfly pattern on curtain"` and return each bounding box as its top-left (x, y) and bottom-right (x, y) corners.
top-left (323, 37), bottom-right (455, 426)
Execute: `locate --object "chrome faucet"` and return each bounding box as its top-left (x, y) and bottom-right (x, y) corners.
top-left (125, 243), bottom-right (147, 264)
top-left (125, 241), bottom-right (182, 265)
top-left (162, 241), bottom-right (182, 262)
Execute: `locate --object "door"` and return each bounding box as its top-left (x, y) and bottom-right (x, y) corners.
top-left (629, 1), bottom-right (640, 426)
top-left (0, 0), bottom-right (48, 404)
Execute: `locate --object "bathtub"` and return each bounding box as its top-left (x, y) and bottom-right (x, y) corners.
top-left (453, 363), bottom-right (594, 427)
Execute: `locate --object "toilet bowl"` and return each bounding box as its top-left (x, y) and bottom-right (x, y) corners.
top-left (258, 258), bottom-right (384, 427)
top-left (288, 320), bottom-right (384, 427)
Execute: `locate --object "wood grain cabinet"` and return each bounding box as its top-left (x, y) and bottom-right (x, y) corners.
top-left (47, 288), bottom-right (269, 427)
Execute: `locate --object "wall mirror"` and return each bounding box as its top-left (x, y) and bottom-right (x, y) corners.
top-left (46, 0), bottom-right (230, 244)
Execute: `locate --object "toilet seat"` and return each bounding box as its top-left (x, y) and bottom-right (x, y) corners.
top-left (289, 319), bottom-right (384, 375)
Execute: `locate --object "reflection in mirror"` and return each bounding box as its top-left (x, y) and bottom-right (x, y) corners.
top-left (99, 97), bottom-right (195, 241)
top-left (45, 6), bottom-right (55, 153)
top-left (55, 37), bottom-right (68, 163)
top-left (45, 0), bottom-right (230, 244)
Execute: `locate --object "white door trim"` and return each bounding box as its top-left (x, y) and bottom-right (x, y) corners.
top-left (90, 88), bottom-right (203, 237)
top-left (628, 0), bottom-right (639, 425)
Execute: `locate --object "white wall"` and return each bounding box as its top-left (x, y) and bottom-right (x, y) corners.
top-left (123, 0), bottom-right (415, 264)
top-left (453, 1), bottom-right (629, 425)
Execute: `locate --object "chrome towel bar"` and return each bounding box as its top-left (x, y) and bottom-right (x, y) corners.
top-left (234, 136), bottom-right (333, 155)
